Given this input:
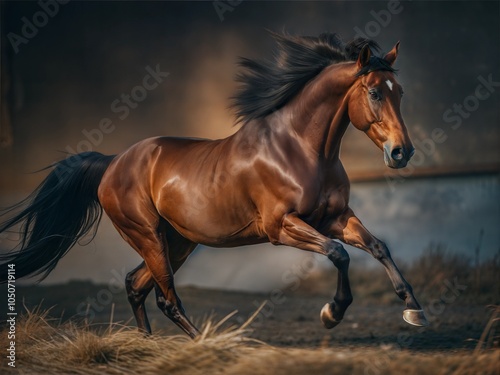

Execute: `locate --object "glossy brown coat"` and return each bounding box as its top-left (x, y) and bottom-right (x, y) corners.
top-left (97, 41), bottom-right (427, 337)
top-left (0, 34), bottom-right (428, 338)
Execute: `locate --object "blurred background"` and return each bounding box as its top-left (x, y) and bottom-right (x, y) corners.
top-left (0, 1), bottom-right (498, 291)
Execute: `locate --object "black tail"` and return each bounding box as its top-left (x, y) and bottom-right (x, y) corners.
top-left (0, 152), bottom-right (115, 282)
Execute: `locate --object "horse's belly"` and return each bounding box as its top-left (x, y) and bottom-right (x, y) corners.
top-left (165, 213), bottom-right (267, 247)
top-left (155, 183), bottom-right (266, 246)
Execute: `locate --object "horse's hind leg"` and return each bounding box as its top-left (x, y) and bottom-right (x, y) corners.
top-left (109, 213), bottom-right (199, 338)
top-left (125, 254), bottom-right (195, 334)
top-left (125, 262), bottom-right (154, 334)
top-left (153, 236), bottom-right (198, 326)
top-left (124, 230), bottom-right (197, 335)
top-left (142, 240), bottom-right (199, 338)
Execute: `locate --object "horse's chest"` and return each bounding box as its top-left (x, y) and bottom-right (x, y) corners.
top-left (300, 184), bottom-right (349, 226)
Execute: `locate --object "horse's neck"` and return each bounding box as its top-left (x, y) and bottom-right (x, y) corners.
top-left (233, 63), bottom-right (358, 163)
top-left (285, 63), bottom-right (357, 161)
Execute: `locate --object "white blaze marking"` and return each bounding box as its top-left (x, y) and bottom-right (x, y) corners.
top-left (385, 80), bottom-right (393, 91)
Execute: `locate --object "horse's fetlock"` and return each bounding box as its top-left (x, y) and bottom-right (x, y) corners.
top-left (395, 285), bottom-right (411, 301)
top-left (334, 295), bottom-right (353, 310)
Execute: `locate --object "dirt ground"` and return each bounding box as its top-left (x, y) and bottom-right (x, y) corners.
top-left (152, 287), bottom-right (493, 352)
top-left (2, 282), bottom-right (494, 353)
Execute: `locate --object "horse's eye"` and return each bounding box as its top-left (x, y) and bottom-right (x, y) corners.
top-left (369, 89), bottom-right (381, 101)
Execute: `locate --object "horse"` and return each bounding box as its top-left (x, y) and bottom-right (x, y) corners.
top-left (0, 32), bottom-right (428, 338)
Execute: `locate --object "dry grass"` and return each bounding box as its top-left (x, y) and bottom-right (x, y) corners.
top-left (404, 244), bottom-right (499, 303)
top-left (1, 306), bottom-right (499, 375)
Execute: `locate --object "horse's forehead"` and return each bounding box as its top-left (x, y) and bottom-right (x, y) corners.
top-left (385, 80), bottom-right (394, 91)
top-left (364, 71), bottom-right (399, 87)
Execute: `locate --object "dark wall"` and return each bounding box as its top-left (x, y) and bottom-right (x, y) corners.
top-left (1, 1), bottom-right (499, 191)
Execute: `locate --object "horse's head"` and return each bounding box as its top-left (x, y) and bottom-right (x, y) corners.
top-left (348, 42), bottom-right (414, 169)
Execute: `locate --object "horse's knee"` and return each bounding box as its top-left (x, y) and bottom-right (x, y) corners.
top-left (127, 288), bottom-right (145, 306)
top-left (371, 240), bottom-right (391, 261)
top-left (326, 242), bottom-right (350, 268)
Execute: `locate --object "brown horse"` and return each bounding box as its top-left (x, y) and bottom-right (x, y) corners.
top-left (0, 32), bottom-right (428, 338)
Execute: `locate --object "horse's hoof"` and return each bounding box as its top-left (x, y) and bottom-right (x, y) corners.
top-left (320, 303), bottom-right (341, 329)
top-left (403, 309), bottom-right (429, 327)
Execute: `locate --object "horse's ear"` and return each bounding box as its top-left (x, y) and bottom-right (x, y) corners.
top-left (357, 44), bottom-right (371, 69)
top-left (383, 41), bottom-right (400, 66)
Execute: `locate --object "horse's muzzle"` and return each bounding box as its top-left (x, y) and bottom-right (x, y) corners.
top-left (383, 144), bottom-right (414, 169)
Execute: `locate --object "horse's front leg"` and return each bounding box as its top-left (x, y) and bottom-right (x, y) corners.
top-left (329, 207), bottom-right (429, 326)
top-left (274, 213), bottom-right (353, 329)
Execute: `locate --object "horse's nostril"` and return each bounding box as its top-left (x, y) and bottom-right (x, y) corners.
top-left (391, 148), bottom-right (404, 161)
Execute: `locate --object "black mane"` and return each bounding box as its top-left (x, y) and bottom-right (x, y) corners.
top-left (231, 32), bottom-right (395, 123)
